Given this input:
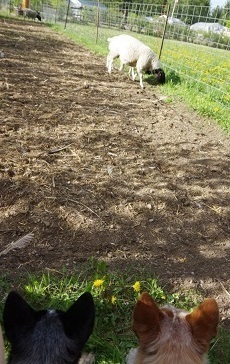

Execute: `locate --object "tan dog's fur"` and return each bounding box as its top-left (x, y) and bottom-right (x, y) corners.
top-left (126, 292), bottom-right (219, 364)
top-left (79, 353), bottom-right (95, 363)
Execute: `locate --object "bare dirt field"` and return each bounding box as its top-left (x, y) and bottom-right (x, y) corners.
top-left (0, 19), bottom-right (229, 321)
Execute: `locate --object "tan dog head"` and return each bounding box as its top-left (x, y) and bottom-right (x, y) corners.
top-left (127, 292), bottom-right (219, 364)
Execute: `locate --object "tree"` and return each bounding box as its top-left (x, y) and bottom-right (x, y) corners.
top-left (210, 2), bottom-right (230, 28)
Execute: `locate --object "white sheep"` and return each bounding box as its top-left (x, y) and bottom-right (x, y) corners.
top-left (106, 34), bottom-right (165, 88)
top-left (15, 7), bottom-right (41, 21)
top-left (23, 8), bottom-right (41, 21)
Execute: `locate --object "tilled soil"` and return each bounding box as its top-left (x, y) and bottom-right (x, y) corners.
top-left (0, 18), bottom-right (229, 321)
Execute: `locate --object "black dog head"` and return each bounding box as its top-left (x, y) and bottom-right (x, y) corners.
top-left (36, 12), bottom-right (41, 21)
top-left (3, 291), bottom-right (95, 364)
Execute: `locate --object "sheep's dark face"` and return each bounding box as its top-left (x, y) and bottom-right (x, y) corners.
top-left (154, 68), bottom-right (166, 84)
top-left (145, 69), bottom-right (152, 75)
top-left (37, 13), bottom-right (42, 21)
top-left (145, 68), bottom-right (166, 85)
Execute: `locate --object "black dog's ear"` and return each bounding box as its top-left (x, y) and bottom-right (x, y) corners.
top-left (3, 291), bottom-right (37, 342)
top-left (60, 292), bottom-right (95, 346)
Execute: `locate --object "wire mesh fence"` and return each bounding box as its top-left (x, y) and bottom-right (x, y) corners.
top-left (1, 1), bottom-right (230, 111)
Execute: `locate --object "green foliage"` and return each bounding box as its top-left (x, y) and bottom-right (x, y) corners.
top-left (29, 0), bottom-right (65, 8)
top-left (209, 327), bottom-right (230, 364)
top-left (211, 1), bottom-right (230, 21)
top-left (103, 0), bottom-right (165, 5)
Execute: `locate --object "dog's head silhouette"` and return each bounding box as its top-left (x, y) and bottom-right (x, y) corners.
top-left (3, 291), bottom-right (95, 364)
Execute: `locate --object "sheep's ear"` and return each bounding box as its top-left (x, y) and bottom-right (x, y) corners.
top-left (60, 292), bottom-right (95, 345)
top-left (132, 292), bottom-right (164, 347)
top-left (3, 291), bottom-right (37, 342)
top-left (186, 299), bottom-right (219, 353)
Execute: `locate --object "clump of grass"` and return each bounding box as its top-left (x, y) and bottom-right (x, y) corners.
top-left (0, 259), bottom-right (228, 363)
top-left (209, 326), bottom-right (230, 364)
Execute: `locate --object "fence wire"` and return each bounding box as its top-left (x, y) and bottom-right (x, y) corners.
top-left (1, 1), bottom-right (230, 110)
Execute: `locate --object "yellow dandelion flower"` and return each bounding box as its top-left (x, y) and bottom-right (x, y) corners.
top-left (93, 279), bottom-right (104, 288)
top-left (214, 107), bottom-right (219, 112)
top-left (111, 295), bottom-right (117, 304)
top-left (132, 281), bottom-right (141, 292)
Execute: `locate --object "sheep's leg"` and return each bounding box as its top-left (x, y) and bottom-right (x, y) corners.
top-left (131, 67), bottom-right (137, 81)
top-left (136, 61), bottom-right (145, 88)
top-left (119, 63), bottom-right (125, 72)
top-left (128, 67), bottom-right (137, 81)
top-left (106, 54), bottom-right (113, 74)
top-left (138, 72), bottom-right (144, 89)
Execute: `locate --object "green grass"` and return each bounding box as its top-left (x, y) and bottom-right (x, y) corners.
top-left (0, 259), bottom-right (229, 363)
top-left (49, 22), bottom-right (230, 132)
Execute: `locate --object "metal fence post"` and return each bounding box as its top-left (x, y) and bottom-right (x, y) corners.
top-left (96, 0), bottom-right (100, 44)
top-left (64, 0), bottom-right (70, 29)
top-left (158, 4), bottom-right (171, 61)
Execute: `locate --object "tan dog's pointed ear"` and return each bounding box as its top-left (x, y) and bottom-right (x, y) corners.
top-left (132, 292), bottom-right (164, 347)
top-left (186, 299), bottom-right (219, 353)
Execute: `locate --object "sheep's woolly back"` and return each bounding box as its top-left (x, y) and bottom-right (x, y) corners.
top-left (107, 34), bottom-right (160, 70)
top-left (22, 8), bottom-right (41, 20)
